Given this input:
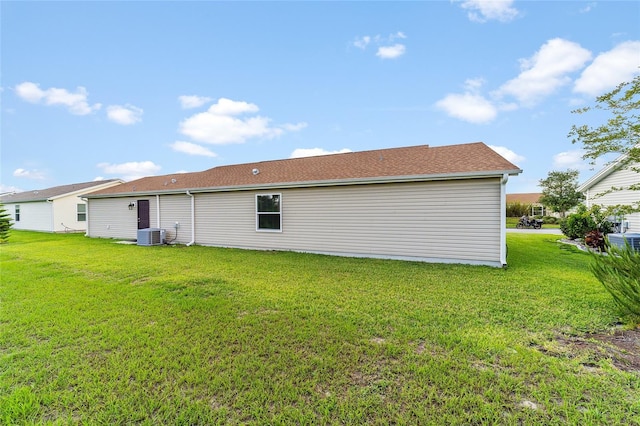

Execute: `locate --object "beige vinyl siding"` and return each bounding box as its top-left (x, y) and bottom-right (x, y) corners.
top-left (87, 197), bottom-right (156, 240)
top-left (156, 194), bottom-right (193, 244)
top-left (8, 202), bottom-right (52, 232)
top-left (194, 178), bottom-right (501, 265)
top-left (586, 167), bottom-right (640, 232)
top-left (52, 195), bottom-right (87, 232)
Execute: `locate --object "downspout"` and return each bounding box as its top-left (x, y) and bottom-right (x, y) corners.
top-left (186, 190), bottom-right (195, 246)
top-left (156, 194), bottom-right (161, 227)
top-left (500, 173), bottom-right (509, 267)
top-left (46, 199), bottom-right (54, 232)
top-left (81, 197), bottom-right (89, 236)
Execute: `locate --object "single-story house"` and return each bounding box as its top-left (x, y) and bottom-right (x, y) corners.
top-left (84, 142), bottom-right (522, 267)
top-left (578, 152), bottom-right (639, 233)
top-left (505, 193), bottom-right (548, 216)
top-left (0, 179), bottom-right (124, 233)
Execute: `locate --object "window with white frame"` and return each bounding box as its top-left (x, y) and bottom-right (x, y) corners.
top-left (256, 194), bottom-right (281, 231)
top-left (77, 204), bottom-right (87, 222)
top-left (15, 205), bottom-right (20, 222)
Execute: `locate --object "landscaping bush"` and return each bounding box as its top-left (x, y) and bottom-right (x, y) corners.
top-left (584, 230), bottom-right (605, 251)
top-left (560, 205), bottom-right (612, 240)
top-left (506, 202), bottom-right (531, 218)
top-left (0, 203), bottom-right (12, 243)
top-left (542, 216), bottom-right (558, 225)
top-left (560, 210), bottom-right (595, 240)
top-left (591, 242), bottom-right (640, 319)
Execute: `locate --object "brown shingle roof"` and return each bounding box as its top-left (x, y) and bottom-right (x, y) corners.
top-left (0, 179), bottom-right (123, 203)
top-left (506, 193), bottom-right (542, 204)
top-left (87, 142), bottom-right (522, 197)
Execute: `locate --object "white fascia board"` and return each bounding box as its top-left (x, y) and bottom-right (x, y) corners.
top-left (578, 155), bottom-right (628, 192)
top-left (578, 145), bottom-right (639, 192)
top-left (51, 180), bottom-right (126, 201)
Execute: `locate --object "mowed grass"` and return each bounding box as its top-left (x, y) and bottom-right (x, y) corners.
top-left (1, 231), bottom-right (638, 424)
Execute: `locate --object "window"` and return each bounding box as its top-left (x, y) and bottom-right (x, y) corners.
top-left (532, 205), bottom-right (545, 216)
top-left (256, 194), bottom-right (281, 231)
top-left (77, 204), bottom-right (87, 222)
top-left (15, 205), bottom-right (20, 222)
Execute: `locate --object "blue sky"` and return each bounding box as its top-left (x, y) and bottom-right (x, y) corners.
top-left (2, 1), bottom-right (639, 194)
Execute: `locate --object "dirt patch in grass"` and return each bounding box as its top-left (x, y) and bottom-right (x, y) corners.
top-left (540, 328), bottom-right (640, 373)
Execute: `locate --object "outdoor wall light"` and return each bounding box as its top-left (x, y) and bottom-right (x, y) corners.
top-left (128, 202), bottom-right (135, 210)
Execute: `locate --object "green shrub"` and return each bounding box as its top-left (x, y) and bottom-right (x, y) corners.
top-left (560, 210), bottom-right (595, 240)
top-left (590, 242), bottom-right (640, 319)
top-left (560, 205), bottom-right (613, 240)
top-left (506, 202), bottom-right (531, 218)
top-left (0, 203), bottom-right (12, 243)
top-left (542, 216), bottom-right (558, 224)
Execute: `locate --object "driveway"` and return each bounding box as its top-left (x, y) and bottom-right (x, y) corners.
top-left (507, 227), bottom-right (563, 235)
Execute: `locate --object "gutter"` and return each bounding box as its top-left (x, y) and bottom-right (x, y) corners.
top-left (186, 190), bottom-right (195, 246)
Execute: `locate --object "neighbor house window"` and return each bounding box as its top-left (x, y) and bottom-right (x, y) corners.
top-left (532, 205), bottom-right (545, 216)
top-left (256, 194), bottom-right (281, 231)
top-left (15, 205), bottom-right (20, 222)
top-left (77, 204), bottom-right (87, 222)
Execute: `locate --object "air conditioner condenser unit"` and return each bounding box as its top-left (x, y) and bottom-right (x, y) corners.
top-left (137, 228), bottom-right (166, 246)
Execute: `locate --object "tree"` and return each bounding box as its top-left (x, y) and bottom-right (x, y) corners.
top-left (568, 74), bottom-right (640, 211)
top-left (0, 203), bottom-right (13, 243)
top-left (570, 75), bottom-right (640, 324)
top-left (590, 242), bottom-right (640, 319)
top-left (538, 169), bottom-right (584, 217)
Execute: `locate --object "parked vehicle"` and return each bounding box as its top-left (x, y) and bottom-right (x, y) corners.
top-left (517, 215), bottom-right (543, 229)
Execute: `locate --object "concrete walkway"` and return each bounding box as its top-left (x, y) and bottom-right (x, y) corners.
top-left (507, 227), bottom-right (563, 235)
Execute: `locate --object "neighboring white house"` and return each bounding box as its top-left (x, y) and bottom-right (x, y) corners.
top-left (0, 180), bottom-right (124, 233)
top-left (578, 154), bottom-right (640, 233)
top-left (84, 142), bottom-right (522, 267)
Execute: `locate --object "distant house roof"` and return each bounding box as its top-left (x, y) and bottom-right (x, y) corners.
top-left (506, 193), bottom-right (542, 204)
top-left (0, 179), bottom-right (124, 203)
top-left (86, 142), bottom-right (522, 198)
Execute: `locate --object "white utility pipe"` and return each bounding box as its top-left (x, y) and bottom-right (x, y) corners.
top-left (500, 173), bottom-right (509, 267)
top-left (186, 191), bottom-right (195, 246)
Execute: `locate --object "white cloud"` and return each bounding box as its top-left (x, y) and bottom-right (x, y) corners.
top-left (13, 168), bottom-right (46, 180)
top-left (97, 161), bottom-right (161, 181)
top-left (457, 0), bottom-right (519, 23)
top-left (0, 183), bottom-right (22, 194)
top-left (376, 44), bottom-right (406, 59)
top-left (496, 38), bottom-right (592, 106)
top-left (552, 149), bottom-right (588, 170)
top-left (14, 81), bottom-right (101, 115)
top-left (488, 145), bottom-right (525, 165)
top-left (353, 36), bottom-right (371, 49)
top-left (106, 104), bottom-right (143, 125)
top-left (352, 32), bottom-right (407, 59)
top-left (579, 3), bottom-right (596, 14)
top-left (170, 141), bottom-right (217, 157)
top-left (290, 147), bottom-right (352, 159)
top-left (435, 92), bottom-right (498, 124)
top-left (179, 95), bottom-right (212, 109)
top-left (573, 41), bottom-right (640, 97)
top-left (179, 98), bottom-right (306, 145)
top-left (208, 98), bottom-right (259, 116)
top-left (281, 122), bottom-right (308, 132)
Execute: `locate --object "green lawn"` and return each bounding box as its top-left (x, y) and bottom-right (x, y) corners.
top-left (1, 231), bottom-right (638, 424)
